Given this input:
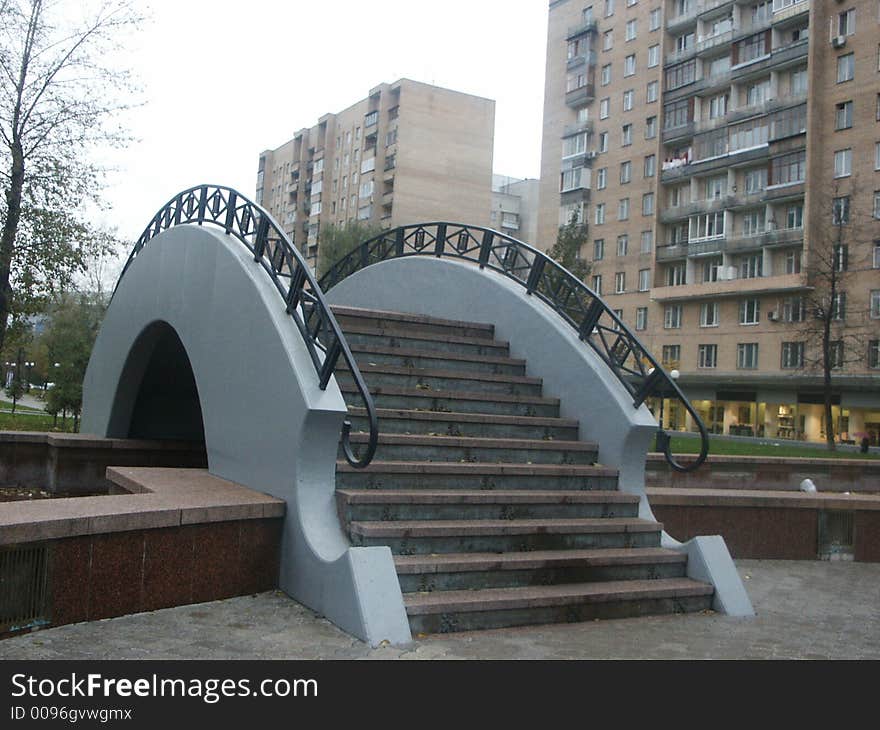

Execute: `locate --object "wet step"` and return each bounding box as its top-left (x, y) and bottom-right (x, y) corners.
top-left (342, 433), bottom-right (598, 465)
top-left (343, 327), bottom-right (510, 359)
top-left (332, 305), bottom-right (495, 341)
top-left (346, 407), bottom-right (580, 441)
top-left (336, 489), bottom-right (638, 522)
top-left (337, 363), bottom-right (544, 397)
top-left (348, 517), bottom-right (662, 554)
top-left (349, 344), bottom-right (527, 376)
top-left (340, 383), bottom-right (560, 417)
top-left (394, 547), bottom-right (689, 592)
top-left (403, 578), bottom-right (715, 634)
top-left (335, 461), bottom-right (620, 491)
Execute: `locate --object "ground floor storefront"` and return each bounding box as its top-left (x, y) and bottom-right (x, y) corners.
top-left (649, 382), bottom-right (880, 446)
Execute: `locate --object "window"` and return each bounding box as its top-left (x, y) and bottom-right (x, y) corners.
top-left (737, 343), bottom-right (759, 369)
top-left (645, 116), bottom-right (657, 139)
top-left (618, 198), bottom-right (630, 220)
top-left (650, 8), bottom-right (661, 31)
top-left (873, 241), bottom-right (880, 269)
top-left (620, 161), bottom-right (632, 183)
top-left (833, 196), bottom-right (850, 224)
top-left (662, 345), bottom-right (681, 367)
top-left (834, 244), bottom-right (849, 272)
top-left (601, 64), bottom-right (612, 86)
top-left (600, 98), bottom-right (610, 119)
top-left (838, 8), bottom-right (855, 36)
top-left (740, 299), bottom-right (760, 325)
top-left (615, 272), bottom-right (626, 293)
top-left (597, 168), bottom-right (607, 189)
top-left (583, 6), bottom-right (594, 22)
top-left (598, 131), bottom-right (609, 153)
top-left (782, 297), bottom-right (804, 323)
top-left (831, 292), bottom-right (847, 321)
top-left (790, 67), bottom-right (808, 95)
top-left (592, 274), bottom-right (603, 294)
top-left (740, 254), bottom-right (763, 279)
top-left (622, 124), bottom-right (633, 146)
top-left (563, 132), bottom-right (588, 157)
top-left (624, 54), bottom-right (636, 76)
top-left (644, 155), bottom-right (656, 177)
top-left (698, 344), bottom-right (718, 369)
top-left (781, 342), bottom-right (804, 369)
top-left (689, 211), bottom-right (725, 240)
top-left (876, 142), bottom-right (880, 170)
top-left (666, 263), bottom-right (686, 286)
top-left (636, 307), bottom-right (648, 331)
top-left (641, 230), bottom-right (653, 253)
top-left (872, 290), bottom-right (880, 318)
top-left (617, 234), bottom-right (629, 256)
top-left (603, 30), bottom-right (613, 51)
top-left (664, 304), bottom-right (682, 329)
top-left (642, 193), bottom-right (655, 216)
top-left (786, 204), bottom-right (803, 230)
top-left (700, 302), bottom-right (719, 327)
top-left (770, 150), bottom-right (805, 186)
top-left (744, 167), bottom-right (768, 194)
top-left (567, 71), bottom-right (590, 92)
top-left (648, 44), bottom-right (659, 67)
top-left (647, 81), bottom-right (658, 103)
top-left (735, 32), bottom-right (768, 65)
top-left (705, 175), bottom-right (727, 200)
top-left (836, 101), bottom-right (853, 130)
top-left (874, 191), bottom-right (880, 219)
top-left (626, 19), bottom-right (637, 41)
top-left (604, 0), bottom-right (614, 16)
top-left (837, 53), bottom-right (854, 83)
top-left (664, 99), bottom-right (690, 130)
top-left (784, 249), bottom-right (801, 274)
top-left (596, 204), bottom-right (607, 225)
top-left (561, 167), bottom-right (587, 191)
top-left (594, 238), bottom-right (605, 260)
top-left (830, 340), bottom-right (845, 370)
top-left (703, 257), bottom-right (722, 283)
top-left (869, 340), bottom-right (880, 369)
top-left (742, 210), bottom-right (764, 237)
top-left (623, 89), bottom-right (634, 112)
top-left (834, 149), bottom-right (852, 178)
top-left (638, 269), bottom-right (650, 291)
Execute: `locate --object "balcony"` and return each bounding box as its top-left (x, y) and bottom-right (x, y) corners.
top-left (730, 39), bottom-right (808, 82)
top-left (655, 228), bottom-right (804, 261)
top-left (566, 20), bottom-right (598, 40)
top-left (565, 83), bottom-right (595, 108)
top-left (771, 0), bottom-right (810, 24)
top-left (651, 272), bottom-right (809, 302)
top-left (764, 181), bottom-right (804, 202)
top-left (567, 50), bottom-right (597, 71)
top-left (563, 120), bottom-right (594, 138)
top-left (665, 29), bottom-right (733, 67)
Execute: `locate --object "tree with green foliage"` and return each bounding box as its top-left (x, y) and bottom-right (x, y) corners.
top-left (41, 291), bottom-right (106, 431)
top-left (0, 0), bottom-right (140, 353)
top-left (316, 221), bottom-right (384, 278)
top-left (547, 208), bottom-right (591, 282)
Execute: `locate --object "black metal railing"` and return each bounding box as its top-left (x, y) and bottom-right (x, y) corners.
top-left (319, 222), bottom-right (708, 472)
top-left (114, 184), bottom-right (378, 468)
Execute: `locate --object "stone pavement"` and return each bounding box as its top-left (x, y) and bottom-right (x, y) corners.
top-left (1, 559), bottom-right (878, 660)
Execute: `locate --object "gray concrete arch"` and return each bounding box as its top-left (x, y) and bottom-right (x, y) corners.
top-left (81, 224), bottom-right (411, 646)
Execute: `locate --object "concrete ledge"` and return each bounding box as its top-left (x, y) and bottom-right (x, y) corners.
top-left (648, 487), bottom-right (880, 511)
top-left (0, 467), bottom-right (284, 546)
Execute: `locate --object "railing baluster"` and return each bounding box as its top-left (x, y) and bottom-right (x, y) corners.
top-left (478, 231), bottom-right (493, 269)
top-left (197, 185), bottom-right (208, 224)
top-left (434, 223), bottom-right (446, 257)
top-left (525, 254), bottom-right (546, 295)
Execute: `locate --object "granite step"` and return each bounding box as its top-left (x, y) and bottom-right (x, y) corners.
top-left (340, 383), bottom-right (560, 417)
top-left (336, 489), bottom-right (638, 522)
top-left (394, 547), bottom-right (689, 592)
top-left (337, 363), bottom-right (544, 397)
top-left (331, 305), bottom-right (495, 341)
top-left (342, 433), bottom-right (598, 465)
top-left (335, 461), bottom-right (620, 491)
top-left (404, 578), bottom-right (714, 634)
top-left (348, 517), bottom-right (662, 554)
top-left (345, 407), bottom-right (580, 441)
top-left (343, 327), bottom-right (510, 359)
top-left (349, 344), bottom-right (527, 376)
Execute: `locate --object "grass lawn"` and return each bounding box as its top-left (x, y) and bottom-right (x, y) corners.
top-left (666, 435), bottom-right (879, 460)
top-left (0, 411), bottom-right (75, 433)
top-left (0, 399), bottom-right (44, 413)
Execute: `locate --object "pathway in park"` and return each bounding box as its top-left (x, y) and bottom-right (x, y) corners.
top-left (1, 560), bottom-right (878, 660)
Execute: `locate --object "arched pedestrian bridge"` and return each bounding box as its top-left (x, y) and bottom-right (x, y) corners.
top-left (82, 185), bottom-right (752, 646)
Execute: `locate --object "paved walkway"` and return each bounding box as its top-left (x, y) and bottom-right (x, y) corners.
top-left (2, 560), bottom-right (878, 660)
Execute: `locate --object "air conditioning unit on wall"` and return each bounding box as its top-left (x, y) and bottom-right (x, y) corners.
top-left (831, 35), bottom-right (847, 48)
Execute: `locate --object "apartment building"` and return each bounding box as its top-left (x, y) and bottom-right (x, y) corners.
top-left (539, 0), bottom-right (880, 444)
top-left (491, 174), bottom-right (541, 244)
top-left (257, 79), bottom-right (495, 270)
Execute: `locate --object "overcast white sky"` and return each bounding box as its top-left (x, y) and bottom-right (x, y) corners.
top-left (97, 0), bottom-right (549, 245)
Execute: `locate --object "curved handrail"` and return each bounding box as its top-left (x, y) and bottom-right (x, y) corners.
top-left (114, 184), bottom-right (379, 468)
top-left (319, 221), bottom-right (708, 472)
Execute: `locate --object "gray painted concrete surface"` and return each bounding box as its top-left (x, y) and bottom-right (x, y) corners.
top-left (325, 257), bottom-right (752, 617)
top-left (80, 224), bottom-right (411, 647)
top-left (1, 561), bottom-right (876, 659)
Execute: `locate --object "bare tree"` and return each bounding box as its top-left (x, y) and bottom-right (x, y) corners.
top-left (0, 0), bottom-right (140, 351)
top-left (798, 181), bottom-right (871, 450)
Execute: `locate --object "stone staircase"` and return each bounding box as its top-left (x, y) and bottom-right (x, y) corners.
top-left (331, 305), bottom-right (713, 635)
